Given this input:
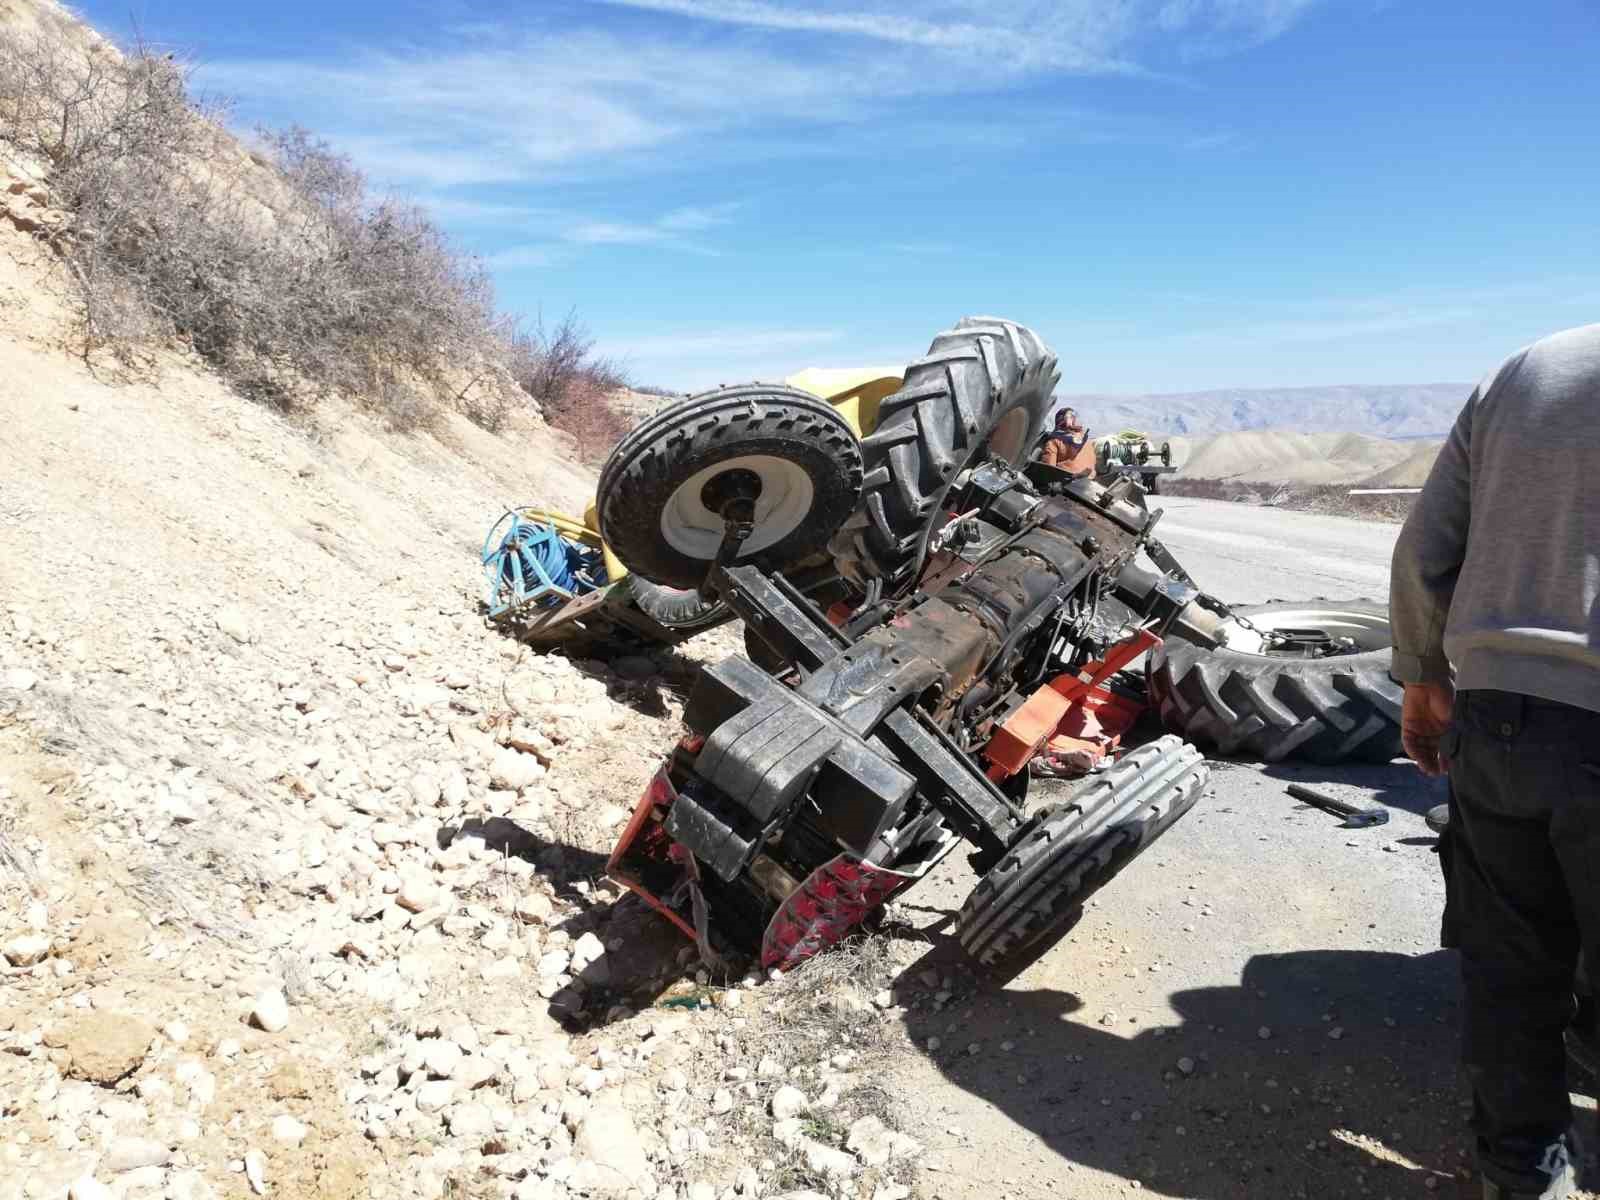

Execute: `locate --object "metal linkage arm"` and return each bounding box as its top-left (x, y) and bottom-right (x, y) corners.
top-left (712, 563), bottom-right (848, 673)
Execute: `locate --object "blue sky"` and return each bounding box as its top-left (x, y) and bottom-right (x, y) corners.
top-left (79, 0), bottom-right (1600, 393)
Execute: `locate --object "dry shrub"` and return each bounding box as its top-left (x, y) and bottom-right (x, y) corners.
top-left (509, 311), bottom-right (633, 460)
top-left (0, 30), bottom-right (524, 431)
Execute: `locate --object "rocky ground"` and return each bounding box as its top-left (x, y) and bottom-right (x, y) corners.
top-left (4, 189), bottom-right (1595, 1199)
top-left (0, 202), bottom-right (938, 1200)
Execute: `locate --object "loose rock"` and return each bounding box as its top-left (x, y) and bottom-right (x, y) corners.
top-left (846, 1115), bottom-right (922, 1166)
top-left (44, 1012), bottom-right (156, 1085)
top-left (3, 933), bottom-right (50, 966)
top-left (104, 1138), bottom-right (171, 1173)
top-left (250, 989), bottom-right (290, 1033)
top-left (270, 1115), bottom-right (307, 1146)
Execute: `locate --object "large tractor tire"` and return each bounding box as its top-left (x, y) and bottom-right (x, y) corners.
top-left (1148, 599), bottom-right (1403, 764)
top-left (598, 385), bottom-right (863, 591)
top-left (829, 317), bottom-right (1058, 587)
top-left (958, 736), bottom-right (1208, 978)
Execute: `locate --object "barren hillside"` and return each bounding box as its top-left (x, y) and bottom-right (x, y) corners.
top-left (0, 6), bottom-right (943, 1198)
top-left (1354, 440), bottom-right (1446, 488)
top-left (1171, 430), bottom-right (1421, 486)
top-left (1065, 382), bottom-right (1467, 438)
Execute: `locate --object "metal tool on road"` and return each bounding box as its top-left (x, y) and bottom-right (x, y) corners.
top-left (1285, 783), bottom-right (1389, 828)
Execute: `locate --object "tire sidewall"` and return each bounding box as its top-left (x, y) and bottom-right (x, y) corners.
top-left (598, 386), bottom-right (863, 590)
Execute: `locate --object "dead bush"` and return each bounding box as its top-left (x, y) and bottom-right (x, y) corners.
top-left (510, 312), bottom-right (633, 460)
top-left (0, 32), bottom-right (518, 431)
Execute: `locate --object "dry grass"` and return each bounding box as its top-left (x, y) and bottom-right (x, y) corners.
top-left (1163, 476), bottom-right (1416, 523)
top-left (0, 28), bottom-right (627, 436)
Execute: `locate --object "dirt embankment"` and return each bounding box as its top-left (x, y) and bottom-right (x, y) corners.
top-left (1170, 431), bottom-right (1441, 488)
top-left (0, 107), bottom-right (944, 1199)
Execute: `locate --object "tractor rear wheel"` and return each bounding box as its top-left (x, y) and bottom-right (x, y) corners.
top-left (1148, 599), bottom-right (1403, 764)
top-left (829, 317), bottom-right (1057, 587)
top-left (958, 736), bottom-right (1208, 978)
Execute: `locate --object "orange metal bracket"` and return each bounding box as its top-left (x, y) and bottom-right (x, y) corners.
top-left (983, 627), bottom-right (1162, 778)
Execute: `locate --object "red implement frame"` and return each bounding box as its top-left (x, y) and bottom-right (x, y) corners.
top-left (606, 762), bottom-right (698, 941)
top-left (760, 854), bottom-right (914, 970)
top-left (983, 627), bottom-right (1162, 779)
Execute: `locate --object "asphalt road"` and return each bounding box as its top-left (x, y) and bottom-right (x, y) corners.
top-left (880, 499), bottom-right (1596, 1200)
top-left (1146, 496), bottom-right (1401, 606)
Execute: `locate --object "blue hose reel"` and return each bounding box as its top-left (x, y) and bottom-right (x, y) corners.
top-left (482, 509), bottom-right (607, 620)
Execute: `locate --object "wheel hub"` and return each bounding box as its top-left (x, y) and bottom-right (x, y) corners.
top-left (658, 455), bottom-right (817, 561)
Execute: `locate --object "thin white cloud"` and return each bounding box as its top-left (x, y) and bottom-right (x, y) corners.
top-left (415, 196), bottom-right (560, 226)
top-left (595, 0), bottom-right (1320, 69)
top-left (594, 0), bottom-right (1137, 73)
top-left (199, 34), bottom-right (817, 187)
top-left (1153, 287), bottom-right (1538, 349)
top-left (1157, 0), bottom-right (1321, 57)
top-left (657, 202), bottom-right (741, 232)
top-left (1183, 129), bottom-right (1246, 151)
top-left (559, 203), bottom-right (734, 253)
top-left (602, 327), bottom-right (854, 390)
top-left (884, 241), bottom-right (955, 256)
top-left (199, 2), bottom-right (1320, 193)
top-left (485, 244), bottom-right (565, 270)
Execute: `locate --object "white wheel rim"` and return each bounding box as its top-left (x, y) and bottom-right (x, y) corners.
top-left (1219, 607), bottom-right (1392, 655)
top-left (658, 455), bottom-right (816, 561)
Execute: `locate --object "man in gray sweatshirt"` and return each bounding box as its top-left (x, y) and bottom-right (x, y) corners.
top-left (1390, 322), bottom-right (1600, 1200)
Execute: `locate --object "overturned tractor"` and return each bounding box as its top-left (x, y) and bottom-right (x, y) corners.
top-left (490, 318), bottom-right (1405, 973)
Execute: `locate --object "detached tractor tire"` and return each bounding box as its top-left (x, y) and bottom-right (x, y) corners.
top-left (598, 385), bottom-right (864, 591)
top-left (627, 577), bottom-right (729, 632)
top-left (830, 317), bottom-right (1058, 586)
top-left (958, 736), bottom-right (1208, 978)
top-left (1149, 599), bottom-right (1403, 764)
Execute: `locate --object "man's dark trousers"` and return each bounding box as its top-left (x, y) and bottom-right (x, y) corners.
top-left (1444, 689), bottom-right (1600, 1193)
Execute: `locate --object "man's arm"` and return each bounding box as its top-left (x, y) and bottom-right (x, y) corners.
top-left (1390, 391), bottom-right (1476, 684)
top-left (1389, 388), bottom-right (1476, 774)
top-left (1039, 436), bottom-right (1062, 467)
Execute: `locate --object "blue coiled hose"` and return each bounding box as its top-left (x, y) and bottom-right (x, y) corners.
top-left (481, 510), bottom-right (606, 619)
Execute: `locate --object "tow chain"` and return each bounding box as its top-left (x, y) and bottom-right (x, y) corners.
top-left (1190, 591), bottom-right (1283, 651)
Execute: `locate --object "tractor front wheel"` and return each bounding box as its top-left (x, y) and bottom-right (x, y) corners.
top-left (957, 736), bottom-right (1208, 979)
top-left (597, 385), bottom-right (864, 591)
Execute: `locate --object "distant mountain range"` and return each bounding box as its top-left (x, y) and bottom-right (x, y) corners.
top-left (1058, 383), bottom-right (1471, 438)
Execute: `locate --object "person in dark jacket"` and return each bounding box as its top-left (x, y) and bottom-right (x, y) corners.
top-left (1389, 323), bottom-right (1600, 1200)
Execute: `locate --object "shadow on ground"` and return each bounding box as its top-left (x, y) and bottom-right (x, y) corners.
top-left (439, 815), bottom-right (709, 1022)
top-left (1259, 759), bottom-right (1448, 821)
top-left (562, 644), bottom-right (705, 720)
top-left (440, 815), bottom-right (609, 903)
top-left (489, 621), bottom-right (714, 721)
top-left (1120, 705), bottom-right (1443, 820)
top-left (890, 942), bottom-right (1481, 1198)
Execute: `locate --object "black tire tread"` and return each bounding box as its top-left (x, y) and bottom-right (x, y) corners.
top-left (1149, 598), bottom-right (1402, 765)
top-left (958, 735), bottom-right (1209, 972)
top-left (627, 577), bottom-right (730, 631)
top-left (830, 317), bottom-right (1058, 586)
top-left (597, 385), bottom-right (863, 589)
